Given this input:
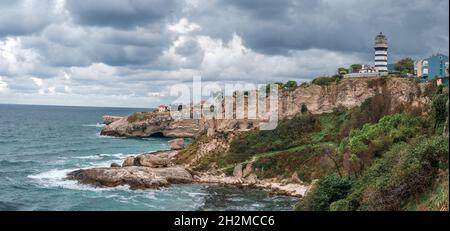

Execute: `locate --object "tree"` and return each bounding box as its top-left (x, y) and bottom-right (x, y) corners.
top-left (284, 80), bottom-right (298, 90)
top-left (338, 67), bottom-right (349, 75)
top-left (350, 64), bottom-right (362, 73)
top-left (310, 175), bottom-right (354, 211)
top-left (432, 92), bottom-right (449, 133)
top-left (274, 82), bottom-right (284, 90)
top-left (395, 58), bottom-right (414, 74)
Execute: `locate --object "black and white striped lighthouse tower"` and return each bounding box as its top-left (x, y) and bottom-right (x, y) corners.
top-left (374, 32), bottom-right (388, 73)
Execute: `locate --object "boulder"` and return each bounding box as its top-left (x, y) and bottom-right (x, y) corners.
top-left (110, 162), bottom-right (121, 168)
top-left (122, 156), bottom-right (136, 167)
top-left (242, 163), bottom-right (253, 178)
top-left (168, 138), bottom-right (185, 150)
top-left (233, 163), bottom-right (243, 179)
top-left (246, 173), bottom-right (258, 184)
top-left (290, 172), bottom-right (302, 184)
top-left (66, 166), bottom-right (193, 189)
top-left (135, 154), bottom-right (171, 168)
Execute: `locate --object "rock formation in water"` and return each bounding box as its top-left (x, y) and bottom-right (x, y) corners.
top-left (66, 149), bottom-right (192, 189)
top-left (66, 166), bottom-right (193, 189)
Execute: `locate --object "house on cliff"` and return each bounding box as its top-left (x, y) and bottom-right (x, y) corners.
top-left (414, 54), bottom-right (449, 86)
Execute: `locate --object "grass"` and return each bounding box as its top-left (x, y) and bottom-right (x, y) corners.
top-left (127, 111), bottom-right (170, 123)
top-left (251, 143), bottom-right (338, 182)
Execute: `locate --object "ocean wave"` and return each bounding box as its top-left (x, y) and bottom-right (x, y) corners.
top-left (71, 155), bottom-right (103, 160)
top-left (82, 123), bottom-right (105, 128)
top-left (27, 168), bottom-right (131, 192)
top-left (71, 153), bottom-right (132, 161)
top-left (0, 159), bottom-right (39, 166)
top-left (95, 132), bottom-right (126, 139)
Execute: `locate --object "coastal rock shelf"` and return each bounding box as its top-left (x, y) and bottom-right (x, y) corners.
top-left (66, 166), bottom-right (193, 189)
top-left (66, 148), bottom-right (194, 189)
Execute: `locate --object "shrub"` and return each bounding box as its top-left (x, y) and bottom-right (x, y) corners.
top-left (311, 76), bottom-right (339, 86)
top-left (338, 114), bottom-right (425, 174)
top-left (342, 136), bottom-right (448, 211)
top-left (296, 175), bottom-right (354, 211)
top-left (330, 199), bottom-right (351, 211)
top-left (252, 144), bottom-right (339, 182)
top-left (127, 112), bottom-right (161, 123)
top-left (284, 80), bottom-right (298, 90)
top-left (228, 114), bottom-right (319, 162)
top-left (431, 93), bottom-right (448, 134)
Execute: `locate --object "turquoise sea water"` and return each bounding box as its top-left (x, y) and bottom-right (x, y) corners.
top-left (0, 104), bottom-right (297, 211)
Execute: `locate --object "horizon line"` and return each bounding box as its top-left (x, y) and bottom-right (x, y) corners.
top-left (0, 102), bottom-right (153, 110)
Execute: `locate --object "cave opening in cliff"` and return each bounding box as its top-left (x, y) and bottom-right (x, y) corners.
top-left (149, 132), bottom-right (166, 138)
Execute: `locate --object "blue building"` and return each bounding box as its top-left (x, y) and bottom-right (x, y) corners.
top-left (414, 54), bottom-right (449, 86)
top-left (415, 54), bottom-right (449, 80)
top-left (387, 63), bottom-right (396, 73)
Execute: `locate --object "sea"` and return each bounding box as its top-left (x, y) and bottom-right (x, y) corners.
top-left (0, 104), bottom-right (297, 211)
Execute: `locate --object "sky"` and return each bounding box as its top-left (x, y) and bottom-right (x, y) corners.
top-left (0, 0), bottom-right (448, 108)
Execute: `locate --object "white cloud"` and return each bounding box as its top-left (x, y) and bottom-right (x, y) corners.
top-left (0, 37), bottom-right (41, 76)
top-left (64, 85), bottom-right (72, 93)
top-left (30, 77), bottom-right (44, 87)
top-left (63, 71), bottom-right (71, 80)
top-left (168, 18), bottom-right (201, 34)
top-left (47, 86), bottom-right (56, 94)
top-left (0, 76), bottom-right (8, 93)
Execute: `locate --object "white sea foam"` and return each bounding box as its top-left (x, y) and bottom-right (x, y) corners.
top-left (27, 168), bottom-right (131, 192)
top-left (72, 153), bottom-right (131, 161)
top-left (95, 132), bottom-right (126, 139)
top-left (72, 155), bottom-right (102, 160)
top-left (82, 123), bottom-right (105, 128)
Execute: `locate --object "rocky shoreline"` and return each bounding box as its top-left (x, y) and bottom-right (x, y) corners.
top-left (66, 138), bottom-right (310, 197)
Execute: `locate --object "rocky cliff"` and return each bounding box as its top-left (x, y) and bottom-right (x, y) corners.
top-left (101, 77), bottom-right (436, 138)
top-left (278, 77), bottom-right (433, 118)
top-left (100, 113), bottom-right (204, 138)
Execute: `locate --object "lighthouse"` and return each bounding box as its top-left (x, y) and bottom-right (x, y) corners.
top-left (374, 32), bottom-right (388, 73)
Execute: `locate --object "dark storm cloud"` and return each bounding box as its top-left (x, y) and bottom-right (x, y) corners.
top-left (220, 0), bottom-right (294, 20)
top-left (0, 0), bottom-right (56, 37)
top-left (0, 0), bottom-right (448, 107)
top-left (65, 0), bottom-right (177, 28)
top-left (211, 0), bottom-right (449, 57)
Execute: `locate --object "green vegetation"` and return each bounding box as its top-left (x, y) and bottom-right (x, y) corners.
top-left (332, 136), bottom-right (448, 211)
top-left (311, 76), bottom-right (340, 86)
top-left (178, 81), bottom-right (448, 211)
top-left (337, 67), bottom-right (349, 75)
top-left (268, 80), bottom-right (299, 92)
top-left (227, 114), bottom-right (319, 164)
top-left (338, 114), bottom-right (430, 174)
top-left (350, 64), bottom-right (362, 73)
top-left (251, 144), bottom-right (338, 182)
top-left (295, 175), bottom-right (354, 211)
top-left (431, 92), bottom-right (449, 134)
top-left (294, 89), bottom-right (448, 211)
top-left (284, 80), bottom-right (298, 91)
top-left (127, 111), bottom-right (168, 123)
top-left (395, 57), bottom-right (414, 74)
